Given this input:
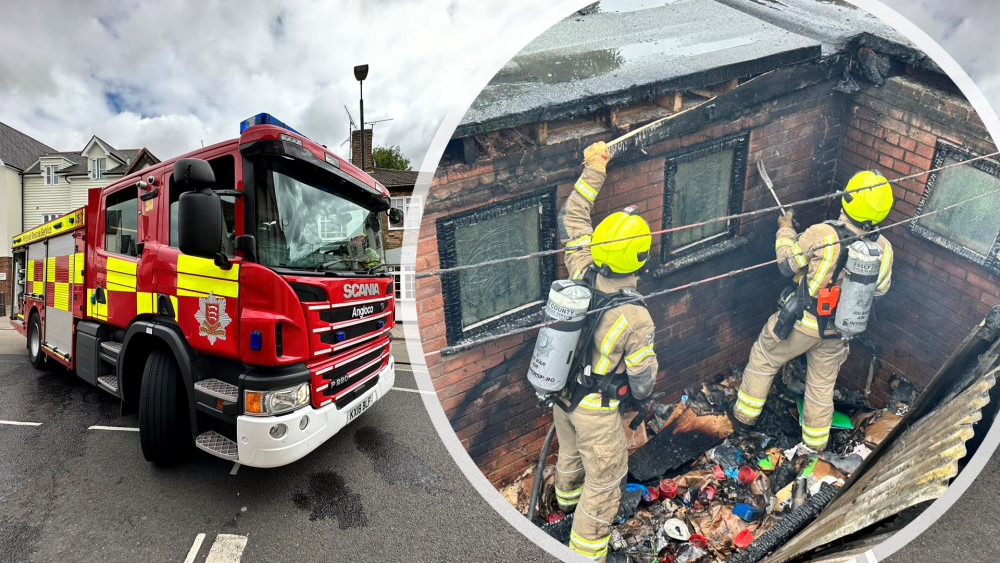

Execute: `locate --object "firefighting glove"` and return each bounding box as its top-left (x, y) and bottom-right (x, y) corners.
top-left (777, 208), bottom-right (795, 230)
top-left (583, 141), bottom-right (611, 173)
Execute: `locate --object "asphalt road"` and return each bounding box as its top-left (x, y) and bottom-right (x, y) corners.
top-left (0, 329), bottom-right (559, 563)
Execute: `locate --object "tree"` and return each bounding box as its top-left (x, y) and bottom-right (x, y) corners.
top-left (371, 145), bottom-right (412, 171)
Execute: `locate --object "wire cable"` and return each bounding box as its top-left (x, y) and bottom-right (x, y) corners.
top-left (430, 185), bottom-right (1000, 356)
top-left (416, 150), bottom-right (1000, 280)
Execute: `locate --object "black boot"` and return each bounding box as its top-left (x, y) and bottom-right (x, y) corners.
top-left (727, 399), bottom-right (756, 432)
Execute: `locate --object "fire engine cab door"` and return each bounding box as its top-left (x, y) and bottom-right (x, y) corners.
top-left (93, 186), bottom-right (141, 328)
top-left (43, 233), bottom-right (76, 358)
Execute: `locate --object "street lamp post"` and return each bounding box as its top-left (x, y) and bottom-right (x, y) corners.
top-left (354, 64), bottom-right (369, 171)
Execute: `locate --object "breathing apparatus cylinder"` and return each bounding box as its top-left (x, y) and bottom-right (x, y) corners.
top-left (833, 239), bottom-right (882, 338)
top-left (527, 280), bottom-right (592, 399)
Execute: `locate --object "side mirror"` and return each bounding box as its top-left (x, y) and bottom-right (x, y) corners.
top-left (178, 189), bottom-right (224, 260)
top-left (388, 207), bottom-right (404, 225)
top-left (173, 158), bottom-right (215, 192)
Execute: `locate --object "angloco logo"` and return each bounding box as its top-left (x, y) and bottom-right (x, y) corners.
top-left (352, 305), bottom-right (375, 318)
top-left (343, 282), bottom-right (380, 299)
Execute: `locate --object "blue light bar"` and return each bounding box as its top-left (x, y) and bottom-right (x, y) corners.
top-left (240, 113), bottom-right (305, 136)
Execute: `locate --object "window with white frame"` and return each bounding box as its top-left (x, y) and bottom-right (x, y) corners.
top-left (393, 265), bottom-right (416, 301)
top-left (44, 165), bottom-right (58, 185)
top-left (41, 213), bottom-right (60, 223)
top-left (90, 158), bottom-right (107, 180)
top-left (389, 195), bottom-right (422, 229)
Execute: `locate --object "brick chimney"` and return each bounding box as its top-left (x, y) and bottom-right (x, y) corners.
top-left (351, 129), bottom-right (374, 170)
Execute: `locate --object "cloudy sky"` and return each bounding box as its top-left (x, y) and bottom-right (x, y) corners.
top-left (0, 0), bottom-right (998, 168)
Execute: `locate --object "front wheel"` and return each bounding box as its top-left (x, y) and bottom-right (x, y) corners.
top-left (27, 313), bottom-right (46, 369)
top-left (139, 350), bottom-right (191, 465)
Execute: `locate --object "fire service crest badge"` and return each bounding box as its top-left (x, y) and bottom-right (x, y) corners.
top-left (195, 292), bottom-right (231, 345)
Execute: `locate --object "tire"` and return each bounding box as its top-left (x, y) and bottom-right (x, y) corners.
top-left (139, 350), bottom-right (191, 465)
top-left (27, 313), bottom-right (46, 369)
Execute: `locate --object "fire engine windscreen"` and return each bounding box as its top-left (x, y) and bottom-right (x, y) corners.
top-left (253, 158), bottom-right (386, 272)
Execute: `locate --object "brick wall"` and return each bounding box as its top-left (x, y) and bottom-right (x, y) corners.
top-left (0, 257), bottom-right (10, 317)
top-left (836, 75), bottom-right (1000, 403)
top-left (419, 79), bottom-right (848, 485)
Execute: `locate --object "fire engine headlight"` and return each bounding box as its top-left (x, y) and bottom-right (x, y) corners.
top-left (244, 383), bottom-right (310, 416)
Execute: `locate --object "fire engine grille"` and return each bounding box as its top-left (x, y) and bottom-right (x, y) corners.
top-left (319, 297), bottom-right (391, 324)
top-left (319, 316), bottom-right (390, 344)
top-left (334, 374), bottom-right (381, 410)
top-left (323, 342), bottom-right (390, 399)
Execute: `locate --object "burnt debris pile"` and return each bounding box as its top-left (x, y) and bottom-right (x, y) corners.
top-left (502, 360), bottom-right (920, 562)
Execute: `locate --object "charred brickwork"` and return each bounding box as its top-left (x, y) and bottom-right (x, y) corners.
top-left (835, 74), bottom-right (1000, 404)
top-left (420, 77), bottom-right (854, 485)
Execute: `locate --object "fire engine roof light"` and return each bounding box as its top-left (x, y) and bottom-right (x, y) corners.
top-left (240, 112), bottom-right (305, 136)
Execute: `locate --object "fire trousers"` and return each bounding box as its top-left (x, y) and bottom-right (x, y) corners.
top-left (553, 393), bottom-right (628, 562)
top-left (733, 312), bottom-right (849, 451)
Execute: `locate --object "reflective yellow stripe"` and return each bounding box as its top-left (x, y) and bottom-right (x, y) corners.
top-left (106, 256), bottom-right (137, 276)
top-left (578, 392), bottom-right (620, 411)
top-left (47, 257), bottom-right (56, 281)
top-left (107, 270), bottom-right (136, 290)
top-left (803, 433), bottom-right (829, 447)
top-left (792, 243), bottom-right (808, 267)
top-left (567, 235), bottom-right (592, 248)
top-left (26, 260), bottom-right (34, 282)
top-left (555, 485), bottom-right (583, 501)
top-left (802, 424), bottom-right (831, 437)
top-left (575, 179), bottom-right (598, 202)
top-left (176, 255), bottom-right (241, 298)
top-left (87, 288), bottom-right (108, 321)
top-left (570, 531), bottom-right (610, 550)
top-left (624, 345), bottom-right (654, 366)
top-left (600, 316), bottom-right (628, 357)
top-left (775, 238), bottom-right (796, 248)
top-left (70, 253), bottom-right (84, 284)
top-left (738, 390), bottom-right (765, 407)
top-left (735, 402), bottom-right (762, 418)
top-left (32, 282), bottom-right (44, 295)
top-left (53, 282), bottom-right (70, 311)
top-left (800, 313), bottom-right (819, 329)
top-left (12, 208), bottom-right (85, 248)
top-left (877, 244), bottom-right (892, 290)
top-left (594, 356), bottom-right (612, 375)
top-left (809, 235), bottom-right (836, 296)
top-left (137, 292), bottom-right (155, 315)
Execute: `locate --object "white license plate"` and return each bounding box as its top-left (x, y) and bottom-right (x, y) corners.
top-left (347, 393), bottom-right (376, 422)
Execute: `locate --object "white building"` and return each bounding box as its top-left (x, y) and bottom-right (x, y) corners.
top-left (21, 135), bottom-right (159, 229)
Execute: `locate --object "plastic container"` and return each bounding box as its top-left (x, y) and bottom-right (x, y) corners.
top-left (644, 485), bottom-right (660, 504)
top-left (713, 464), bottom-right (725, 480)
top-left (688, 534), bottom-right (708, 549)
top-left (732, 503), bottom-right (762, 522)
top-left (659, 478), bottom-right (678, 499)
top-left (734, 529), bottom-right (754, 549)
top-left (738, 466), bottom-right (757, 485)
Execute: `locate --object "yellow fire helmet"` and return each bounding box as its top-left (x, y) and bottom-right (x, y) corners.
top-left (842, 170), bottom-right (894, 226)
top-left (591, 205), bottom-right (652, 275)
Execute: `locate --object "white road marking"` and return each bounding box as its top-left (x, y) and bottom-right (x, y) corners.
top-left (183, 533), bottom-right (206, 563)
top-left (391, 386), bottom-right (436, 396)
top-left (205, 533), bottom-right (248, 563)
top-left (230, 462), bottom-right (241, 475)
top-left (0, 420), bottom-right (42, 426)
top-left (88, 425), bottom-right (140, 431)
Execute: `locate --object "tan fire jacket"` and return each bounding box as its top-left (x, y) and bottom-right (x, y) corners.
top-left (558, 166), bottom-right (658, 400)
top-left (775, 212), bottom-right (893, 337)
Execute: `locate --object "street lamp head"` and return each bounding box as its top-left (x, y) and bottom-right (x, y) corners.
top-left (354, 64), bottom-right (369, 82)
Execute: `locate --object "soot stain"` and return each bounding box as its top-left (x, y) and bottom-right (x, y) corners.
top-left (353, 427), bottom-right (451, 495)
top-left (292, 471), bottom-right (368, 529)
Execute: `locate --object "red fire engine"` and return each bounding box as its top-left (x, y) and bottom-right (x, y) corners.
top-left (9, 114), bottom-right (401, 467)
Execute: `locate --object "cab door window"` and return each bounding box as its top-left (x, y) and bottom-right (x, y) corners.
top-left (105, 188), bottom-right (139, 257)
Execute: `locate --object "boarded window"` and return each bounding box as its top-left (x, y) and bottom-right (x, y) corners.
top-left (661, 134), bottom-right (747, 260)
top-left (437, 190), bottom-right (557, 345)
top-left (104, 188), bottom-right (139, 257)
top-left (912, 142), bottom-right (1000, 272)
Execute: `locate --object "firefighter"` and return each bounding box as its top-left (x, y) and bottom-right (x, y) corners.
top-left (731, 170), bottom-right (894, 451)
top-left (552, 141), bottom-right (658, 562)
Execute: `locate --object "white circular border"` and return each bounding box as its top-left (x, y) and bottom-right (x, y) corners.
top-left (399, 1), bottom-right (1000, 561)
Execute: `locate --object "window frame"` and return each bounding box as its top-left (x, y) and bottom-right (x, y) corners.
top-left (43, 165), bottom-right (58, 185)
top-left (393, 264), bottom-right (416, 301)
top-left (90, 158), bottom-right (107, 180)
top-left (389, 195), bottom-right (423, 230)
top-left (910, 140), bottom-right (1000, 274)
top-left (102, 186), bottom-right (140, 258)
top-left (436, 188), bottom-right (558, 346)
top-left (660, 133), bottom-right (748, 262)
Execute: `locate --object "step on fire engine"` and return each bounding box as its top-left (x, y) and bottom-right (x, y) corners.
top-left (9, 114), bottom-right (403, 468)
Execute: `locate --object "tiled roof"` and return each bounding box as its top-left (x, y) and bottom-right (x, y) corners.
top-left (23, 146), bottom-right (157, 176)
top-left (369, 167), bottom-right (419, 188)
top-left (0, 122), bottom-right (56, 171)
